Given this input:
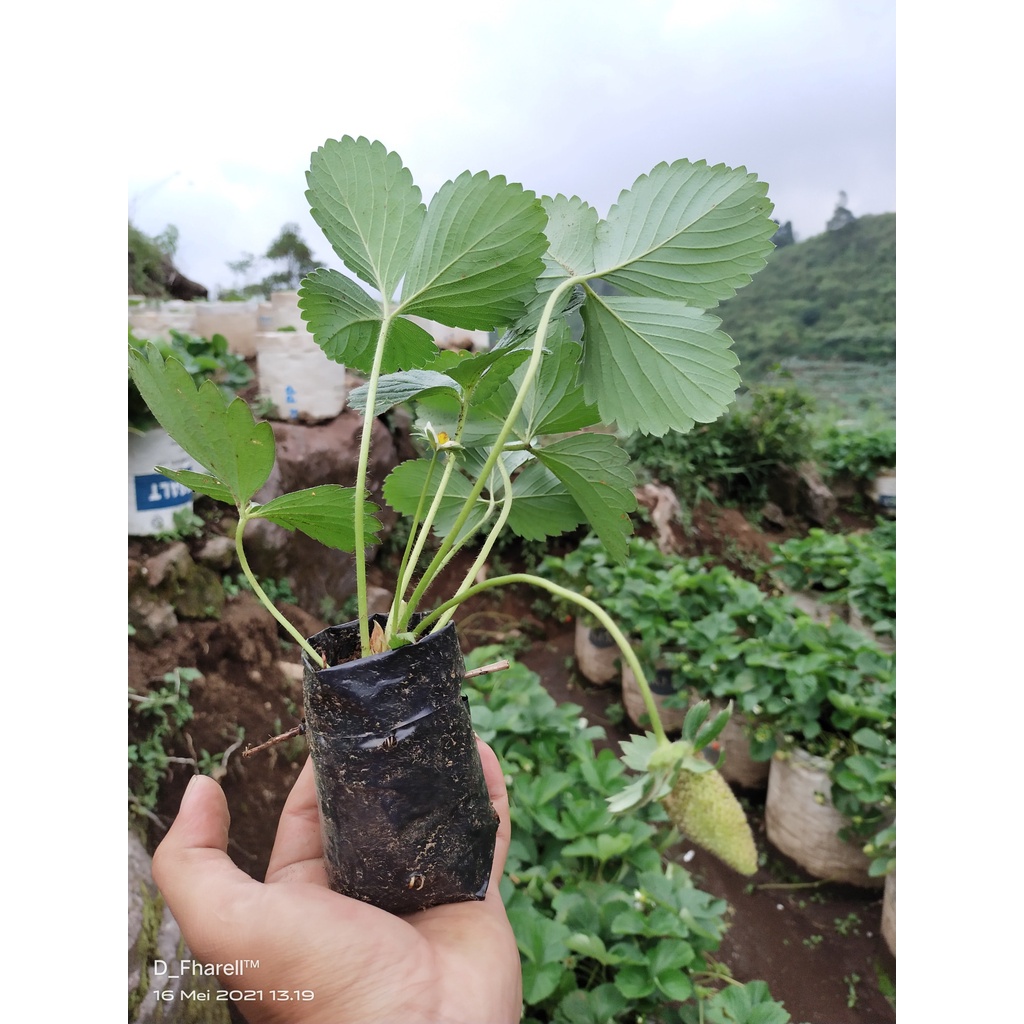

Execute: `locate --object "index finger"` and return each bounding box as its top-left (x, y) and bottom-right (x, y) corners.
top-left (264, 756), bottom-right (329, 886)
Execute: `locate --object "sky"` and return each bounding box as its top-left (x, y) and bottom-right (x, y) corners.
top-left (126, 0), bottom-right (895, 297)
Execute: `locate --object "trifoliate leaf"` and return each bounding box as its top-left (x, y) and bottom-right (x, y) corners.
top-left (382, 459), bottom-right (491, 545)
top-left (482, 325), bottom-right (600, 441)
top-left (348, 369), bottom-right (463, 417)
top-left (504, 461), bottom-right (585, 541)
top-left (298, 269), bottom-right (438, 375)
top-left (441, 346), bottom-right (534, 405)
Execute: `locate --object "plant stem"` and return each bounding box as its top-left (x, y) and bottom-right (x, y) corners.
top-left (420, 571), bottom-right (670, 746)
top-left (393, 451), bottom-right (464, 636)
top-left (388, 452), bottom-right (442, 631)
top-left (401, 278), bottom-right (582, 625)
top-left (352, 312), bottom-right (397, 656)
top-left (235, 514), bottom-right (324, 667)
top-left (433, 455), bottom-right (515, 633)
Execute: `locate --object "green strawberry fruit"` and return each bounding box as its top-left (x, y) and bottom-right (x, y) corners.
top-left (664, 767), bottom-right (758, 875)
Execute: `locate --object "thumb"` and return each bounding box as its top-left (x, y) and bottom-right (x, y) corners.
top-left (151, 774), bottom-right (256, 960)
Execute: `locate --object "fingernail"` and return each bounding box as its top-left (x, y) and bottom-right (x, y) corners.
top-left (181, 773), bottom-right (203, 809)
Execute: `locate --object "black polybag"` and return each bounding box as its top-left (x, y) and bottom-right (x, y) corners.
top-left (302, 614), bottom-right (498, 914)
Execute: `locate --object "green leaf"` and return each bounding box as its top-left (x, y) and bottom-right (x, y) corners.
top-left (382, 459), bottom-right (491, 544)
top-left (436, 346), bottom-right (528, 392)
top-left (614, 963), bottom-right (655, 1000)
top-left (851, 727), bottom-right (888, 752)
top-left (533, 433), bottom-right (636, 562)
top-left (483, 326), bottom-right (600, 441)
top-left (128, 344), bottom-right (274, 508)
top-left (253, 486), bottom-right (379, 551)
top-left (558, 986), bottom-right (629, 1024)
top-left (521, 961), bottom-right (565, 1006)
top-left (704, 981), bottom-right (792, 1024)
top-left (399, 170), bottom-right (549, 329)
top-left (505, 461), bottom-right (586, 541)
top-left (298, 269), bottom-right (437, 375)
top-left (564, 932), bottom-right (622, 966)
top-left (305, 136), bottom-right (424, 300)
top-left (617, 733), bottom-right (662, 773)
top-left (654, 967), bottom-right (693, 1002)
top-left (348, 369), bottom-right (463, 417)
top-left (580, 295), bottom-right (740, 436)
top-left (155, 468), bottom-right (235, 506)
top-left (543, 193), bottom-right (599, 278)
top-left (594, 158), bottom-right (775, 308)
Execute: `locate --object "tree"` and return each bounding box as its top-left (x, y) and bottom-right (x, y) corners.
top-left (263, 222), bottom-right (318, 290)
top-left (221, 224), bottom-right (321, 299)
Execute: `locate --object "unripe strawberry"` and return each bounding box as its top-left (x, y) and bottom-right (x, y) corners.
top-left (664, 768), bottom-right (758, 875)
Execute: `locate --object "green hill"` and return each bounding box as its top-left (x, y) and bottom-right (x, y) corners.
top-left (721, 213), bottom-right (896, 384)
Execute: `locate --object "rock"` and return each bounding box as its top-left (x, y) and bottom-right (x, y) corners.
top-left (144, 542), bottom-right (192, 587)
top-left (766, 462), bottom-right (837, 526)
top-left (129, 831), bottom-right (229, 1022)
top-left (759, 502), bottom-right (789, 531)
top-left (196, 535), bottom-right (237, 571)
top-left (245, 410), bottom-right (402, 613)
top-left (365, 585), bottom-right (395, 616)
top-left (634, 482), bottom-right (682, 554)
top-left (128, 592), bottom-right (178, 647)
top-left (130, 543), bottom-right (226, 623)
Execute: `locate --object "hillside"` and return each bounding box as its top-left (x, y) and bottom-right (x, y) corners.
top-left (720, 213), bottom-right (896, 383)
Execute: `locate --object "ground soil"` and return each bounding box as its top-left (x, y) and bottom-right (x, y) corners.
top-left (129, 500), bottom-right (895, 1024)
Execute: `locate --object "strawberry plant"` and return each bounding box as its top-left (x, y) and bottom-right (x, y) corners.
top-left (814, 422), bottom-right (896, 484)
top-left (771, 521), bottom-right (896, 637)
top-left (128, 135), bottom-right (777, 913)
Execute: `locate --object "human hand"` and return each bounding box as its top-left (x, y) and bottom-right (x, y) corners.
top-left (152, 739), bottom-right (521, 1024)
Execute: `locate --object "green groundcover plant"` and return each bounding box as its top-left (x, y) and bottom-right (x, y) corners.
top-left (542, 534), bottom-right (895, 868)
top-left (466, 647), bottom-right (791, 1024)
top-left (128, 327), bottom-right (253, 432)
top-left (770, 521), bottom-right (896, 637)
top-left (814, 422), bottom-right (896, 484)
top-left (128, 135), bottom-right (777, 871)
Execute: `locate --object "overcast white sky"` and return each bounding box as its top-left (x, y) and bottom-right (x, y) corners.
top-left (127, 0), bottom-right (895, 296)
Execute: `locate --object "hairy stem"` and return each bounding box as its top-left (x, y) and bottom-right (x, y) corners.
top-left (432, 457), bottom-right (515, 633)
top-left (235, 515), bottom-right (323, 667)
top-left (352, 312), bottom-right (396, 656)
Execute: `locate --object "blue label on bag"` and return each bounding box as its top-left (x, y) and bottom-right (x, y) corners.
top-left (134, 472), bottom-right (193, 511)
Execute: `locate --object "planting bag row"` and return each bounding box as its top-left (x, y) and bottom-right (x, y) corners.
top-left (302, 615), bottom-right (498, 914)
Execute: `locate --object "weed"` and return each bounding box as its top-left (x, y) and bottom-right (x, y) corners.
top-left (874, 960), bottom-right (896, 1009)
top-left (833, 912), bottom-right (861, 936)
top-left (153, 507), bottom-right (206, 542)
top-left (844, 972), bottom-right (861, 1008)
top-left (223, 573), bottom-right (298, 604)
top-left (129, 668), bottom-right (245, 813)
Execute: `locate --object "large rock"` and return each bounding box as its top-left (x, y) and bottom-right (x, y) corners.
top-left (766, 461), bottom-right (837, 526)
top-left (128, 543), bottom-right (226, 646)
top-left (245, 410), bottom-right (402, 613)
top-left (128, 832), bottom-right (228, 1022)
